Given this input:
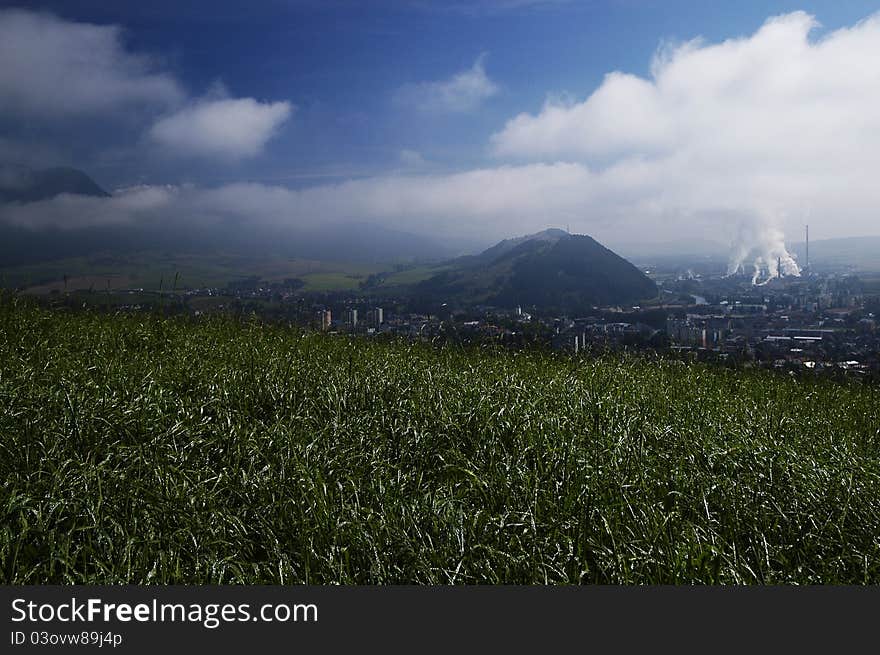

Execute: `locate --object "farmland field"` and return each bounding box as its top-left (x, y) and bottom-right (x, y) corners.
top-left (0, 252), bottom-right (386, 293)
top-left (1, 294), bottom-right (879, 584)
top-left (373, 263), bottom-right (453, 288)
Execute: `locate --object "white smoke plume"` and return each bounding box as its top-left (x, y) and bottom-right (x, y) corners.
top-left (726, 216), bottom-right (800, 285)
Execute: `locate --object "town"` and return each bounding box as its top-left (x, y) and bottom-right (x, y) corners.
top-left (69, 261), bottom-right (878, 380)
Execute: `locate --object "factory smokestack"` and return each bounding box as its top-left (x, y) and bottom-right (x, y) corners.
top-left (805, 224), bottom-right (809, 273)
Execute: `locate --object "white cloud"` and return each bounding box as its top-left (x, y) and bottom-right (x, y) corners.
top-left (0, 9), bottom-right (183, 118)
top-left (488, 11), bottom-right (880, 271)
top-left (492, 72), bottom-right (673, 160)
top-left (0, 165), bottom-right (591, 241)
top-left (0, 10), bottom-right (293, 162)
top-left (2, 147), bottom-right (877, 257)
top-left (0, 185), bottom-right (174, 230)
top-left (149, 98), bottom-right (293, 160)
top-left (493, 11), bottom-right (880, 163)
top-left (396, 54), bottom-right (499, 113)
top-left (5, 10), bottom-right (880, 273)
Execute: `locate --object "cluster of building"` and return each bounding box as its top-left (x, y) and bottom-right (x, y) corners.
top-left (315, 306), bottom-right (385, 332)
top-left (123, 264), bottom-right (879, 378)
top-left (657, 273), bottom-right (878, 374)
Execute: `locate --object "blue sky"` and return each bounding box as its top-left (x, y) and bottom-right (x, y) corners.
top-left (2, 0), bottom-right (880, 254)
top-left (4, 0), bottom-right (877, 186)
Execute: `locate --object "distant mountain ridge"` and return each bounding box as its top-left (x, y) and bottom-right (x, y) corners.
top-left (789, 235), bottom-right (880, 272)
top-left (0, 166), bottom-right (110, 203)
top-left (414, 229), bottom-right (658, 311)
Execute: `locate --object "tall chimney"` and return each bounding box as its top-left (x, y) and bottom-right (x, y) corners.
top-left (805, 224), bottom-right (809, 272)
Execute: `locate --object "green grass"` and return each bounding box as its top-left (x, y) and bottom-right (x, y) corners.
top-left (375, 263), bottom-right (452, 287)
top-left (299, 271), bottom-right (369, 292)
top-left (1, 296), bottom-right (879, 584)
top-left (1, 252), bottom-right (386, 292)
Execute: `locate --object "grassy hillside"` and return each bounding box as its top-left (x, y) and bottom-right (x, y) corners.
top-left (1, 296), bottom-right (879, 584)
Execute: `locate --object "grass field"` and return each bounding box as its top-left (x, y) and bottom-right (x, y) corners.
top-left (298, 271), bottom-right (371, 292)
top-left (1, 295), bottom-right (879, 584)
top-left (0, 252), bottom-right (386, 293)
top-left (374, 263), bottom-right (452, 287)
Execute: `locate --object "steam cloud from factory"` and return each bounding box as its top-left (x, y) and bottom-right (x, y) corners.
top-left (726, 218), bottom-right (801, 285)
